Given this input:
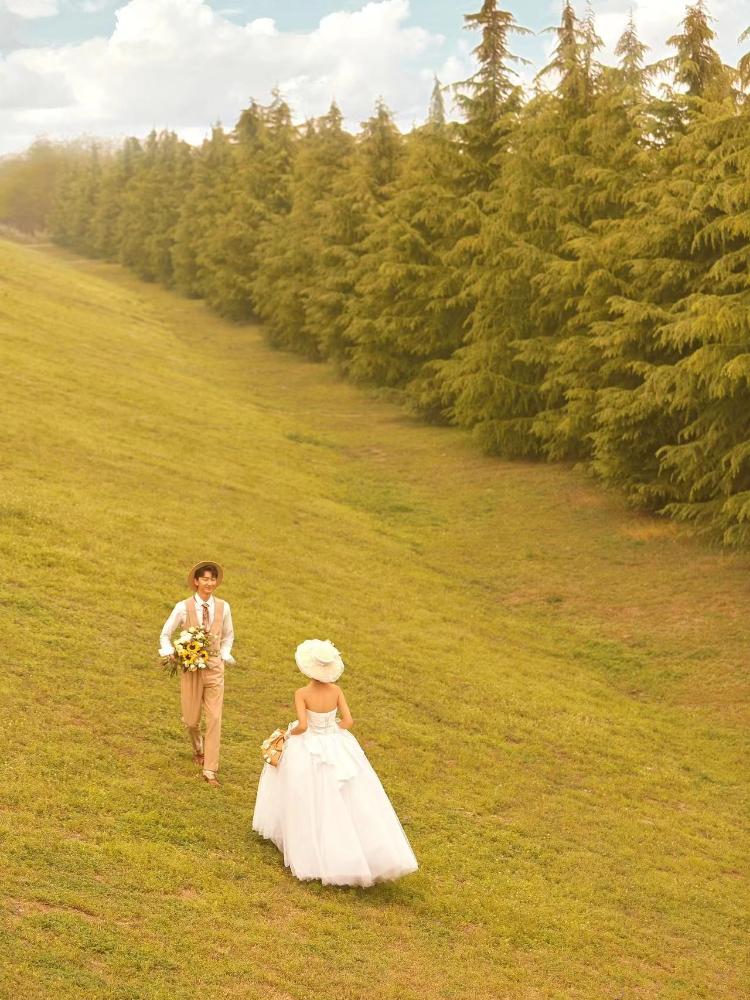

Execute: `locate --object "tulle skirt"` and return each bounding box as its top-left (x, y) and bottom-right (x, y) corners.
top-left (252, 728), bottom-right (418, 887)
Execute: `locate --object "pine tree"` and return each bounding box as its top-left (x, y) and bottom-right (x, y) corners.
top-left (663, 1), bottom-right (733, 100)
top-left (628, 80), bottom-right (750, 541)
top-left (580, 2), bottom-right (603, 107)
top-left (432, 2), bottom-right (595, 456)
top-left (406, 4), bottom-right (530, 428)
top-left (536, 0), bottom-right (596, 114)
top-left (251, 103), bottom-right (355, 355)
top-left (144, 131), bottom-right (193, 285)
top-left (0, 139), bottom-right (70, 234)
top-left (171, 126), bottom-right (234, 298)
top-left (50, 142), bottom-right (103, 253)
top-left (305, 99), bottom-right (403, 366)
top-left (455, 1), bottom-right (530, 187)
top-left (527, 12), bottom-right (656, 460)
top-left (428, 75), bottom-right (446, 126)
top-left (589, 2), bottom-right (736, 508)
top-left (115, 130), bottom-right (191, 284)
top-left (345, 101), bottom-right (465, 390)
top-left (89, 137), bottom-right (142, 260)
top-left (115, 130), bottom-right (156, 275)
top-left (199, 93), bottom-right (297, 319)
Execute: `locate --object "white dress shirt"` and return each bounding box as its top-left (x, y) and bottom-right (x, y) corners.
top-left (159, 594), bottom-right (236, 664)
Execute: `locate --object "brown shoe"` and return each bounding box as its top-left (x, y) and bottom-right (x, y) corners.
top-left (192, 752), bottom-right (205, 766)
top-left (202, 774), bottom-right (220, 787)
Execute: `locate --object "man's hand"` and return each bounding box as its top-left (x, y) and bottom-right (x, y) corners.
top-left (161, 653), bottom-right (179, 676)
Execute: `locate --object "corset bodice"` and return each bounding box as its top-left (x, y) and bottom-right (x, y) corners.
top-left (306, 708), bottom-right (338, 734)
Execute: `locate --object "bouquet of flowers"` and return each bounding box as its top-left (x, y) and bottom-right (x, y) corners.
top-left (162, 626), bottom-right (214, 677)
top-left (261, 721), bottom-right (298, 766)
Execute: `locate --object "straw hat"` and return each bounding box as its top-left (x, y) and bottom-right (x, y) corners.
top-left (295, 639), bottom-right (344, 683)
top-left (187, 561), bottom-right (224, 590)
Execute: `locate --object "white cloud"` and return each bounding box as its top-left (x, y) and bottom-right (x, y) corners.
top-left (2, 0), bottom-right (745, 157)
top-left (0, 52), bottom-right (72, 108)
top-left (595, 1), bottom-right (748, 70)
top-left (2, 0), bottom-right (59, 17)
top-left (77, 1), bottom-right (115, 12)
top-left (0, 0), bottom-right (453, 153)
top-left (530, 0), bottom-right (747, 96)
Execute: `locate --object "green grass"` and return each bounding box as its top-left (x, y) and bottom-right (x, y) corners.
top-left (1, 237), bottom-right (748, 999)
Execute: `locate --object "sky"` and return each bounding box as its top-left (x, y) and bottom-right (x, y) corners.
top-left (0, 1), bottom-right (747, 156)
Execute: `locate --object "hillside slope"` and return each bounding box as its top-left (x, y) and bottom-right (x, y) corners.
top-left (1, 239), bottom-right (747, 999)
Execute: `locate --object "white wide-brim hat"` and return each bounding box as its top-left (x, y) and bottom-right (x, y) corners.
top-left (295, 639), bottom-right (344, 683)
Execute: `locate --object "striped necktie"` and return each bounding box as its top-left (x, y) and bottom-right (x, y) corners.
top-left (201, 601), bottom-right (210, 630)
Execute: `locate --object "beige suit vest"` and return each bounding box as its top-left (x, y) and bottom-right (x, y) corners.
top-left (185, 596), bottom-right (225, 668)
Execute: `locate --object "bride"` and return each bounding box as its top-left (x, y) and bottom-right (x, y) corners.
top-left (252, 639), bottom-right (418, 887)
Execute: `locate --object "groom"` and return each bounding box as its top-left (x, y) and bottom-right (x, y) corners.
top-left (159, 561), bottom-right (236, 787)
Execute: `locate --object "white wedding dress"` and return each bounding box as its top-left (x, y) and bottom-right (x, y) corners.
top-left (252, 709), bottom-right (418, 887)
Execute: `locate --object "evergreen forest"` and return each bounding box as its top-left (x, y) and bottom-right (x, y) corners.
top-left (4, 1), bottom-right (750, 546)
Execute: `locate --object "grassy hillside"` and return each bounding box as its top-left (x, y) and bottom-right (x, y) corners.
top-left (1, 237), bottom-right (747, 1000)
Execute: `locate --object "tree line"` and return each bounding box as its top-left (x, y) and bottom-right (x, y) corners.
top-left (3, 1), bottom-right (750, 545)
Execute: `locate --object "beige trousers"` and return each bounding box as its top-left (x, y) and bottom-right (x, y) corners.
top-left (180, 663), bottom-right (224, 774)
